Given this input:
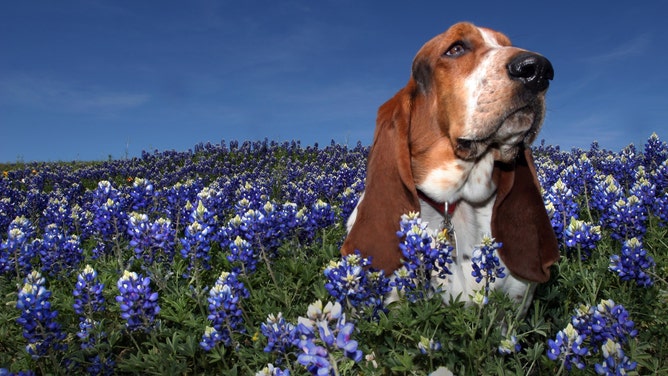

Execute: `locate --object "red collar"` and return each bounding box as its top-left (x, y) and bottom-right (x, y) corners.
top-left (417, 189), bottom-right (457, 216)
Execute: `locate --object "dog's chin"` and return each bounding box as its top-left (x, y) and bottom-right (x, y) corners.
top-left (456, 106), bottom-right (541, 162)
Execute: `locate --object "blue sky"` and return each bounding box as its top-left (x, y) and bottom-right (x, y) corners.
top-left (1, 1), bottom-right (667, 163)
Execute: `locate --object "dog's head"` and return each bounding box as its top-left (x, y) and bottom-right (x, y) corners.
top-left (342, 22), bottom-right (559, 281)
top-left (411, 22), bottom-right (553, 163)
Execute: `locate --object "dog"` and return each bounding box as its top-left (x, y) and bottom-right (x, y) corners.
top-left (341, 22), bottom-right (559, 309)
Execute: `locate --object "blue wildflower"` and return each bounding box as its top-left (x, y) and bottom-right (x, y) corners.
top-left (609, 237), bottom-right (654, 287)
top-left (498, 335), bottom-right (521, 355)
top-left (546, 323), bottom-right (589, 371)
top-left (563, 217), bottom-right (602, 260)
top-left (128, 178), bottom-right (155, 212)
top-left (418, 336), bottom-right (442, 355)
top-left (36, 223), bottom-right (83, 277)
top-left (180, 200), bottom-right (216, 276)
top-left (605, 195), bottom-right (648, 242)
top-left (594, 339), bottom-right (637, 375)
top-left (470, 235), bottom-right (506, 298)
top-left (392, 212), bottom-right (453, 301)
top-left (324, 251), bottom-right (390, 314)
top-left (16, 271), bottom-right (67, 359)
top-left (73, 265), bottom-right (106, 317)
top-left (295, 300), bottom-right (363, 375)
top-left (201, 270), bottom-right (248, 349)
top-left (115, 270), bottom-right (160, 332)
top-left (261, 312), bottom-right (297, 357)
top-left (89, 180), bottom-right (128, 246)
top-left (128, 213), bottom-right (175, 267)
top-left (256, 364), bottom-right (291, 376)
top-left (0, 216), bottom-right (37, 277)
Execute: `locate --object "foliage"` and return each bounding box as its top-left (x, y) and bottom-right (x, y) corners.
top-left (0, 135), bottom-right (667, 375)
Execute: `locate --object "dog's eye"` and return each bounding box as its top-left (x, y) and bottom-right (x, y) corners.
top-left (444, 42), bottom-right (467, 57)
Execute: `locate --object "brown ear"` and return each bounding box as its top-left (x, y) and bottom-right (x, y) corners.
top-left (491, 147), bottom-right (559, 282)
top-left (341, 85), bottom-right (420, 274)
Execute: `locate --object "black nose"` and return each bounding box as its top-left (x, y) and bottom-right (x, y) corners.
top-left (507, 52), bottom-right (554, 92)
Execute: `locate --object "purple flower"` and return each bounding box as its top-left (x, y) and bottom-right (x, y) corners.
top-left (89, 180), bottom-right (128, 245)
top-left (324, 251), bottom-right (390, 314)
top-left (115, 270), bottom-right (160, 331)
top-left (16, 271), bottom-right (67, 359)
top-left (605, 195), bottom-right (648, 242)
top-left (563, 217), bottom-right (602, 260)
top-left (0, 216), bottom-right (37, 277)
top-left (609, 237), bottom-right (654, 287)
top-left (180, 200), bottom-right (216, 276)
top-left (261, 312), bottom-right (297, 357)
top-left (256, 364), bottom-right (291, 376)
top-left (393, 212), bottom-right (453, 301)
top-left (200, 271), bottom-right (248, 349)
top-left (594, 339), bottom-right (637, 375)
top-left (295, 301), bottom-right (363, 375)
top-left (73, 265), bottom-right (106, 317)
top-left (128, 213), bottom-right (175, 267)
top-left (36, 223), bottom-right (83, 277)
top-left (470, 235), bottom-right (506, 297)
top-left (547, 323), bottom-right (589, 370)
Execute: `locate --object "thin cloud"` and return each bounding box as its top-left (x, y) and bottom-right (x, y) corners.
top-left (0, 74), bottom-right (150, 113)
top-left (580, 33), bottom-right (651, 64)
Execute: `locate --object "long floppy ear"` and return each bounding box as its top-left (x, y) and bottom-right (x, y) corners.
top-left (491, 147), bottom-right (559, 282)
top-left (341, 85), bottom-right (421, 274)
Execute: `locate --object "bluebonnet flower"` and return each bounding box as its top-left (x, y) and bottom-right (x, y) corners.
top-left (498, 334), bottom-right (521, 355)
top-left (560, 154), bottom-right (597, 197)
top-left (470, 235), bottom-right (506, 299)
top-left (606, 195), bottom-right (648, 241)
top-left (301, 199), bottom-right (337, 240)
top-left (544, 179), bottom-right (580, 236)
top-left (392, 212), bottom-right (453, 301)
top-left (36, 223), bottom-right (83, 277)
top-left (609, 237), bottom-right (654, 287)
top-left (642, 132), bottom-right (668, 172)
top-left (563, 217), bottom-right (602, 260)
top-left (73, 265), bottom-right (113, 373)
top-left (653, 190), bottom-right (668, 226)
top-left (200, 270), bottom-right (249, 349)
top-left (261, 312), bottom-right (297, 357)
top-left (89, 180), bottom-right (128, 245)
top-left (594, 339), bottom-right (637, 375)
top-left (649, 157), bottom-right (668, 194)
top-left (128, 178), bottom-right (155, 212)
top-left (73, 265), bottom-right (106, 318)
top-left (295, 300), bottom-right (363, 375)
top-left (630, 171), bottom-right (656, 204)
top-left (0, 369), bottom-right (36, 376)
top-left (0, 216), bottom-right (36, 277)
top-left (590, 175), bottom-right (623, 214)
top-left (223, 200), bottom-right (302, 274)
top-left (162, 179), bottom-right (204, 229)
top-left (324, 251), bottom-right (391, 314)
top-left (255, 364), bottom-right (291, 376)
top-left (338, 182), bottom-right (364, 220)
top-left (40, 192), bottom-right (75, 233)
top-left (546, 323), bottom-right (589, 371)
top-left (571, 299), bottom-right (637, 349)
top-left (418, 336), bottom-right (442, 355)
top-left (16, 271), bottom-right (67, 359)
top-left (128, 213), bottom-right (175, 267)
top-left (227, 234), bottom-right (257, 273)
top-left (180, 200), bottom-right (216, 276)
top-left (115, 270), bottom-right (160, 331)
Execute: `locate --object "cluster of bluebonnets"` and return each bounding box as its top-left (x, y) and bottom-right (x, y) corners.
top-left (0, 135), bottom-right (667, 375)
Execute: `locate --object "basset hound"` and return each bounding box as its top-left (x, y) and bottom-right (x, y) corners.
top-left (342, 22), bottom-right (560, 308)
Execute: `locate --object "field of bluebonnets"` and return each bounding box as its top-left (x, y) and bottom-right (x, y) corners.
top-left (0, 134), bottom-right (667, 375)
